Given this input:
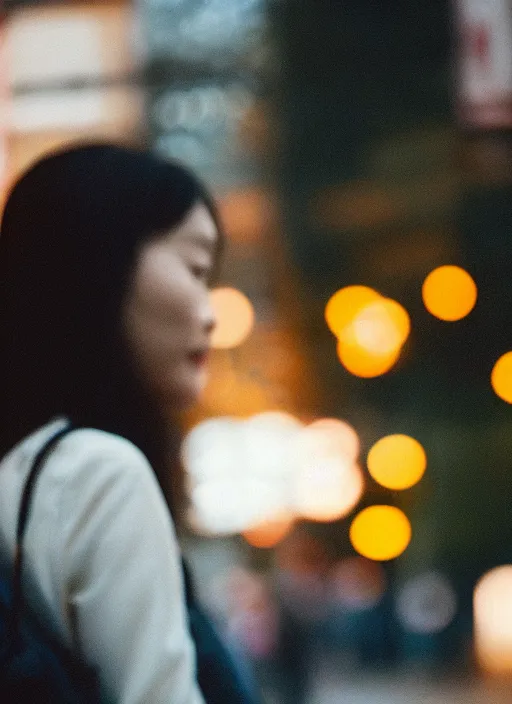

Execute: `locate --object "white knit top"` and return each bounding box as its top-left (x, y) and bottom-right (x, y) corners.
top-left (0, 418), bottom-right (205, 704)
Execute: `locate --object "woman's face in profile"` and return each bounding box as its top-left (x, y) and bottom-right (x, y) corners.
top-left (123, 201), bottom-right (218, 410)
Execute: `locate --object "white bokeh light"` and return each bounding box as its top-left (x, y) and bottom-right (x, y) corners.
top-left (190, 476), bottom-right (287, 535)
top-left (181, 417), bottom-right (242, 483)
top-left (474, 565), bottom-right (512, 674)
top-left (293, 457), bottom-right (364, 523)
top-left (184, 412), bottom-right (365, 536)
top-left (295, 417), bottom-right (360, 464)
top-left (241, 412), bottom-right (303, 479)
top-left (396, 571), bottom-right (457, 634)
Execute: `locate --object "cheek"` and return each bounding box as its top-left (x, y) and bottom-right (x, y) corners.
top-left (124, 246), bottom-right (202, 384)
top-left (126, 281), bottom-right (195, 363)
top-left (156, 278), bottom-right (198, 338)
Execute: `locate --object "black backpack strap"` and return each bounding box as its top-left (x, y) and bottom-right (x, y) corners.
top-left (7, 422), bottom-right (75, 653)
top-left (182, 558), bottom-right (262, 704)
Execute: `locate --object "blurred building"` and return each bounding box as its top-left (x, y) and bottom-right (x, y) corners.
top-left (1, 0), bottom-right (142, 194)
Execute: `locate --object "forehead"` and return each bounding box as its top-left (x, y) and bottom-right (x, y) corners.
top-left (170, 202), bottom-right (219, 249)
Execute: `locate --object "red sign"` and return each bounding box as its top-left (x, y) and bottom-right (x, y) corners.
top-left (454, 0), bottom-right (512, 128)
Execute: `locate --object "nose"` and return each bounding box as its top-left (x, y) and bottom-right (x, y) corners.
top-left (204, 315), bottom-right (215, 336)
top-left (202, 297), bottom-right (216, 337)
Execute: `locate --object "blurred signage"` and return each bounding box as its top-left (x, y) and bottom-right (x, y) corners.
top-left (140, 0), bottom-right (264, 69)
top-left (139, 0), bottom-right (266, 189)
top-left (150, 80), bottom-right (260, 189)
top-left (454, 0), bottom-right (512, 128)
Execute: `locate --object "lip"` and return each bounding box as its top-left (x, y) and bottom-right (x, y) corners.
top-left (189, 349), bottom-right (210, 367)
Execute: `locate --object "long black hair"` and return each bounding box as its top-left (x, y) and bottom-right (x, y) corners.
top-left (0, 142), bottom-right (221, 500)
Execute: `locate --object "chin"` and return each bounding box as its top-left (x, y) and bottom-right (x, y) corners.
top-left (160, 381), bottom-right (204, 412)
top-left (156, 368), bottom-right (207, 412)
top-left (176, 390), bottom-right (201, 411)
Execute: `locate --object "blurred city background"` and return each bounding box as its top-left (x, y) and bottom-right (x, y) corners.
top-left (3, 0), bottom-right (512, 702)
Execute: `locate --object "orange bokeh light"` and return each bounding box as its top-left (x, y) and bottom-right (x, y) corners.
top-left (353, 298), bottom-right (411, 355)
top-left (350, 505), bottom-right (412, 561)
top-left (336, 339), bottom-right (401, 378)
top-left (327, 287), bottom-right (410, 378)
top-left (325, 286), bottom-right (381, 340)
top-left (367, 434), bottom-right (427, 490)
top-left (218, 188), bottom-right (274, 244)
top-left (491, 352), bottom-right (512, 404)
top-left (243, 513), bottom-right (295, 549)
top-left (210, 287), bottom-right (255, 349)
top-left (422, 265), bottom-right (477, 321)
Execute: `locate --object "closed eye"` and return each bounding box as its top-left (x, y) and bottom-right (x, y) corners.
top-left (190, 264), bottom-right (211, 282)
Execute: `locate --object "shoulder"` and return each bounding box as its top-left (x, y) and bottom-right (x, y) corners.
top-left (59, 426), bottom-right (150, 470)
top-left (32, 424), bottom-right (171, 537)
top-left (48, 425), bottom-right (156, 491)
top-left (54, 427), bottom-right (176, 572)
top-left (0, 420), bottom-right (158, 506)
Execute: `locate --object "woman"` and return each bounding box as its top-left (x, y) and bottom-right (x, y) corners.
top-left (0, 143), bottom-right (253, 703)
